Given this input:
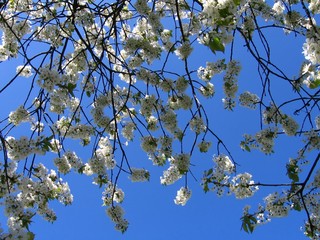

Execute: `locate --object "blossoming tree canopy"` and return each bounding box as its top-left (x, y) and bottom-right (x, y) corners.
top-left (0, 0), bottom-right (319, 239)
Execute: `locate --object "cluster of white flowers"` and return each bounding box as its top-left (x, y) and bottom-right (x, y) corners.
top-left (309, 0), bottom-right (320, 14)
top-left (37, 67), bottom-right (61, 92)
top-left (102, 182), bottom-right (125, 206)
top-left (54, 156), bottom-right (71, 174)
top-left (230, 173), bottom-right (258, 199)
top-left (199, 82), bottom-right (215, 97)
top-left (141, 136), bottom-right (158, 153)
top-left (168, 94), bottom-right (192, 110)
top-left (16, 65), bottom-right (32, 77)
top-left (1, 163), bottom-right (74, 237)
top-left (160, 108), bottom-right (177, 133)
top-left (129, 168), bottom-right (150, 182)
top-left (197, 60), bottom-right (226, 81)
top-left (264, 193), bottom-right (289, 217)
top-left (54, 151), bottom-right (83, 174)
top-left (140, 95), bottom-right (157, 117)
top-left (174, 187), bottom-right (192, 206)
top-left (200, 0), bottom-right (238, 28)
top-left (146, 116), bottom-right (158, 131)
top-left (214, 154), bottom-right (235, 173)
top-left (0, 17), bottom-right (31, 58)
top-left (253, 127), bottom-right (278, 154)
top-left (203, 155), bottom-right (235, 196)
top-left (6, 136), bottom-right (32, 160)
top-left (106, 205), bottom-right (128, 233)
top-left (204, 155), bottom-right (258, 199)
top-left (239, 91), bottom-right (260, 109)
top-left (174, 42), bottom-right (193, 60)
top-left (8, 106), bottom-right (31, 126)
top-left (36, 24), bottom-right (63, 47)
top-left (305, 130), bottom-right (320, 150)
top-left (223, 61), bottom-right (241, 109)
top-left (122, 122), bottom-right (136, 141)
top-left (175, 76), bottom-right (189, 93)
top-left (54, 117), bottom-right (94, 140)
top-left (281, 115), bottom-right (299, 136)
top-left (190, 117), bottom-right (206, 134)
top-left (303, 37), bottom-right (320, 65)
top-left (315, 115), bottom-right (320, 129)
top-left (263, 104), bottom-right (282, 124)
top-left (88, 137), bottom-right (116, 175)
top-left (169, 154), bottom-right (190, 174)
top-left (272, 1), bottom-right (285, 15)
top-left (160, 165), bottom-right (182, 185)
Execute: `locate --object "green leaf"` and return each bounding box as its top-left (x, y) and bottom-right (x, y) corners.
top-left (206, 168), bottom-right (213, 176)
top-left (206, 36), bottom-right (225, 54)
top-left (241, 215), bottom-right (257, 234)
top-left (309, 79), bottom-right (320, 89)
top-left (233, 0), bottom-right (241, 5)
top-left (286, 163), bottom-right (299, 183)
top-left (26, 232), bottom-right (35, 240)
top-left (244, 145), bottom-right (251, 152)
top-left (292, 202), bottom-right (301, 212)
top-left (203, 182), bottom-right (209, 193)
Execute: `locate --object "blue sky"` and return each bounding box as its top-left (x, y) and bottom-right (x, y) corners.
top-left (0, 4), bottom-right (316, 240)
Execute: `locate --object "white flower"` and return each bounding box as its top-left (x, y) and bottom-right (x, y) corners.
top-left (190, 117), bottom-right (206, 134)
top-left (130, 168), bottom-right (150, 182)
top-left (16, 65), bottom-right (32, 77)
top-left (230, 173), bottom-right (258, 199)
top-left (174, 42), bottom-right (193, 60)
top-left (8, 106), bottom-right (31, 126)
top-left (239, 91), bottom-right (260, 109)
top-left (160, 165), bottom-right (182, 185)
top-left (213, 154), bottom-right (234, 173)
top-left (50, 139), bottom-right (62, 153)
top-left (315, 115), bottom-right (320, 129)
top-left (174, 187), bottom-right (192, 206)
top-left (281, 115), bottom-right (299, 136)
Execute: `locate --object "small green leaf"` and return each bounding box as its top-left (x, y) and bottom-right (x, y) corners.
top-left (293, 202), bottom-right (301, 212)
top-left (206, 36), bottom-right (225, 54)
top-left (241, 215), bottom-right (257, 234)
top-left (233, 0), bottom-right (241, 5)
top-left (286, 163), bottom-right (299, 182)
top-left (206, 168), bottom-right (213, 176)
top-left (26, 232), bottom-right (35, 240)
top-left (309, 79), bottom-right (320, 89)
top-left (244, 145), bottom-right (251, 152)
top-left (203, 182), bottom-right (209, 193)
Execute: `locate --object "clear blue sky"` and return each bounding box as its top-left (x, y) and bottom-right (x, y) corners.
top-left (0, 7), bottom-right (314, 240)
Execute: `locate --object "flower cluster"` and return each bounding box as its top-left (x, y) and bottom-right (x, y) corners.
top-left (230, 173), bottom-right (258, 199)
top-left (174, 187), bottom-right (192, 206)
top-left (129, 168), bottom-right (150, 182)
top-left (239, 91), bottom-right (260, 109)
top-left (16, 65), bottom-right (32, 77)
top-left (174, 42), bottom-right (193, 60)
top-left (8, 106), bottom-right (31, 126)
top-left (160, 165), bottom-right (182, 185)
top-left (222, 61), bottom-right (241, 110)
top-left (264, 193), bottom-right (289, 217)
top-left (102, 182), bottom-right (125, 206)
top-left (241, 127), bottom-right (278, 154)
top-left (106, 206), bottom-right (128, 233)
top-left (88, 137), bottom-right (116, 175)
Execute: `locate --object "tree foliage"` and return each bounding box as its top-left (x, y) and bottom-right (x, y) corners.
top-left (0, 0), bottom-right (319, 239)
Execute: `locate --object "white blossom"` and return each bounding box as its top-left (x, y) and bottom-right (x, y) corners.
top-left (174, 187), bottom-right (192, 206)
